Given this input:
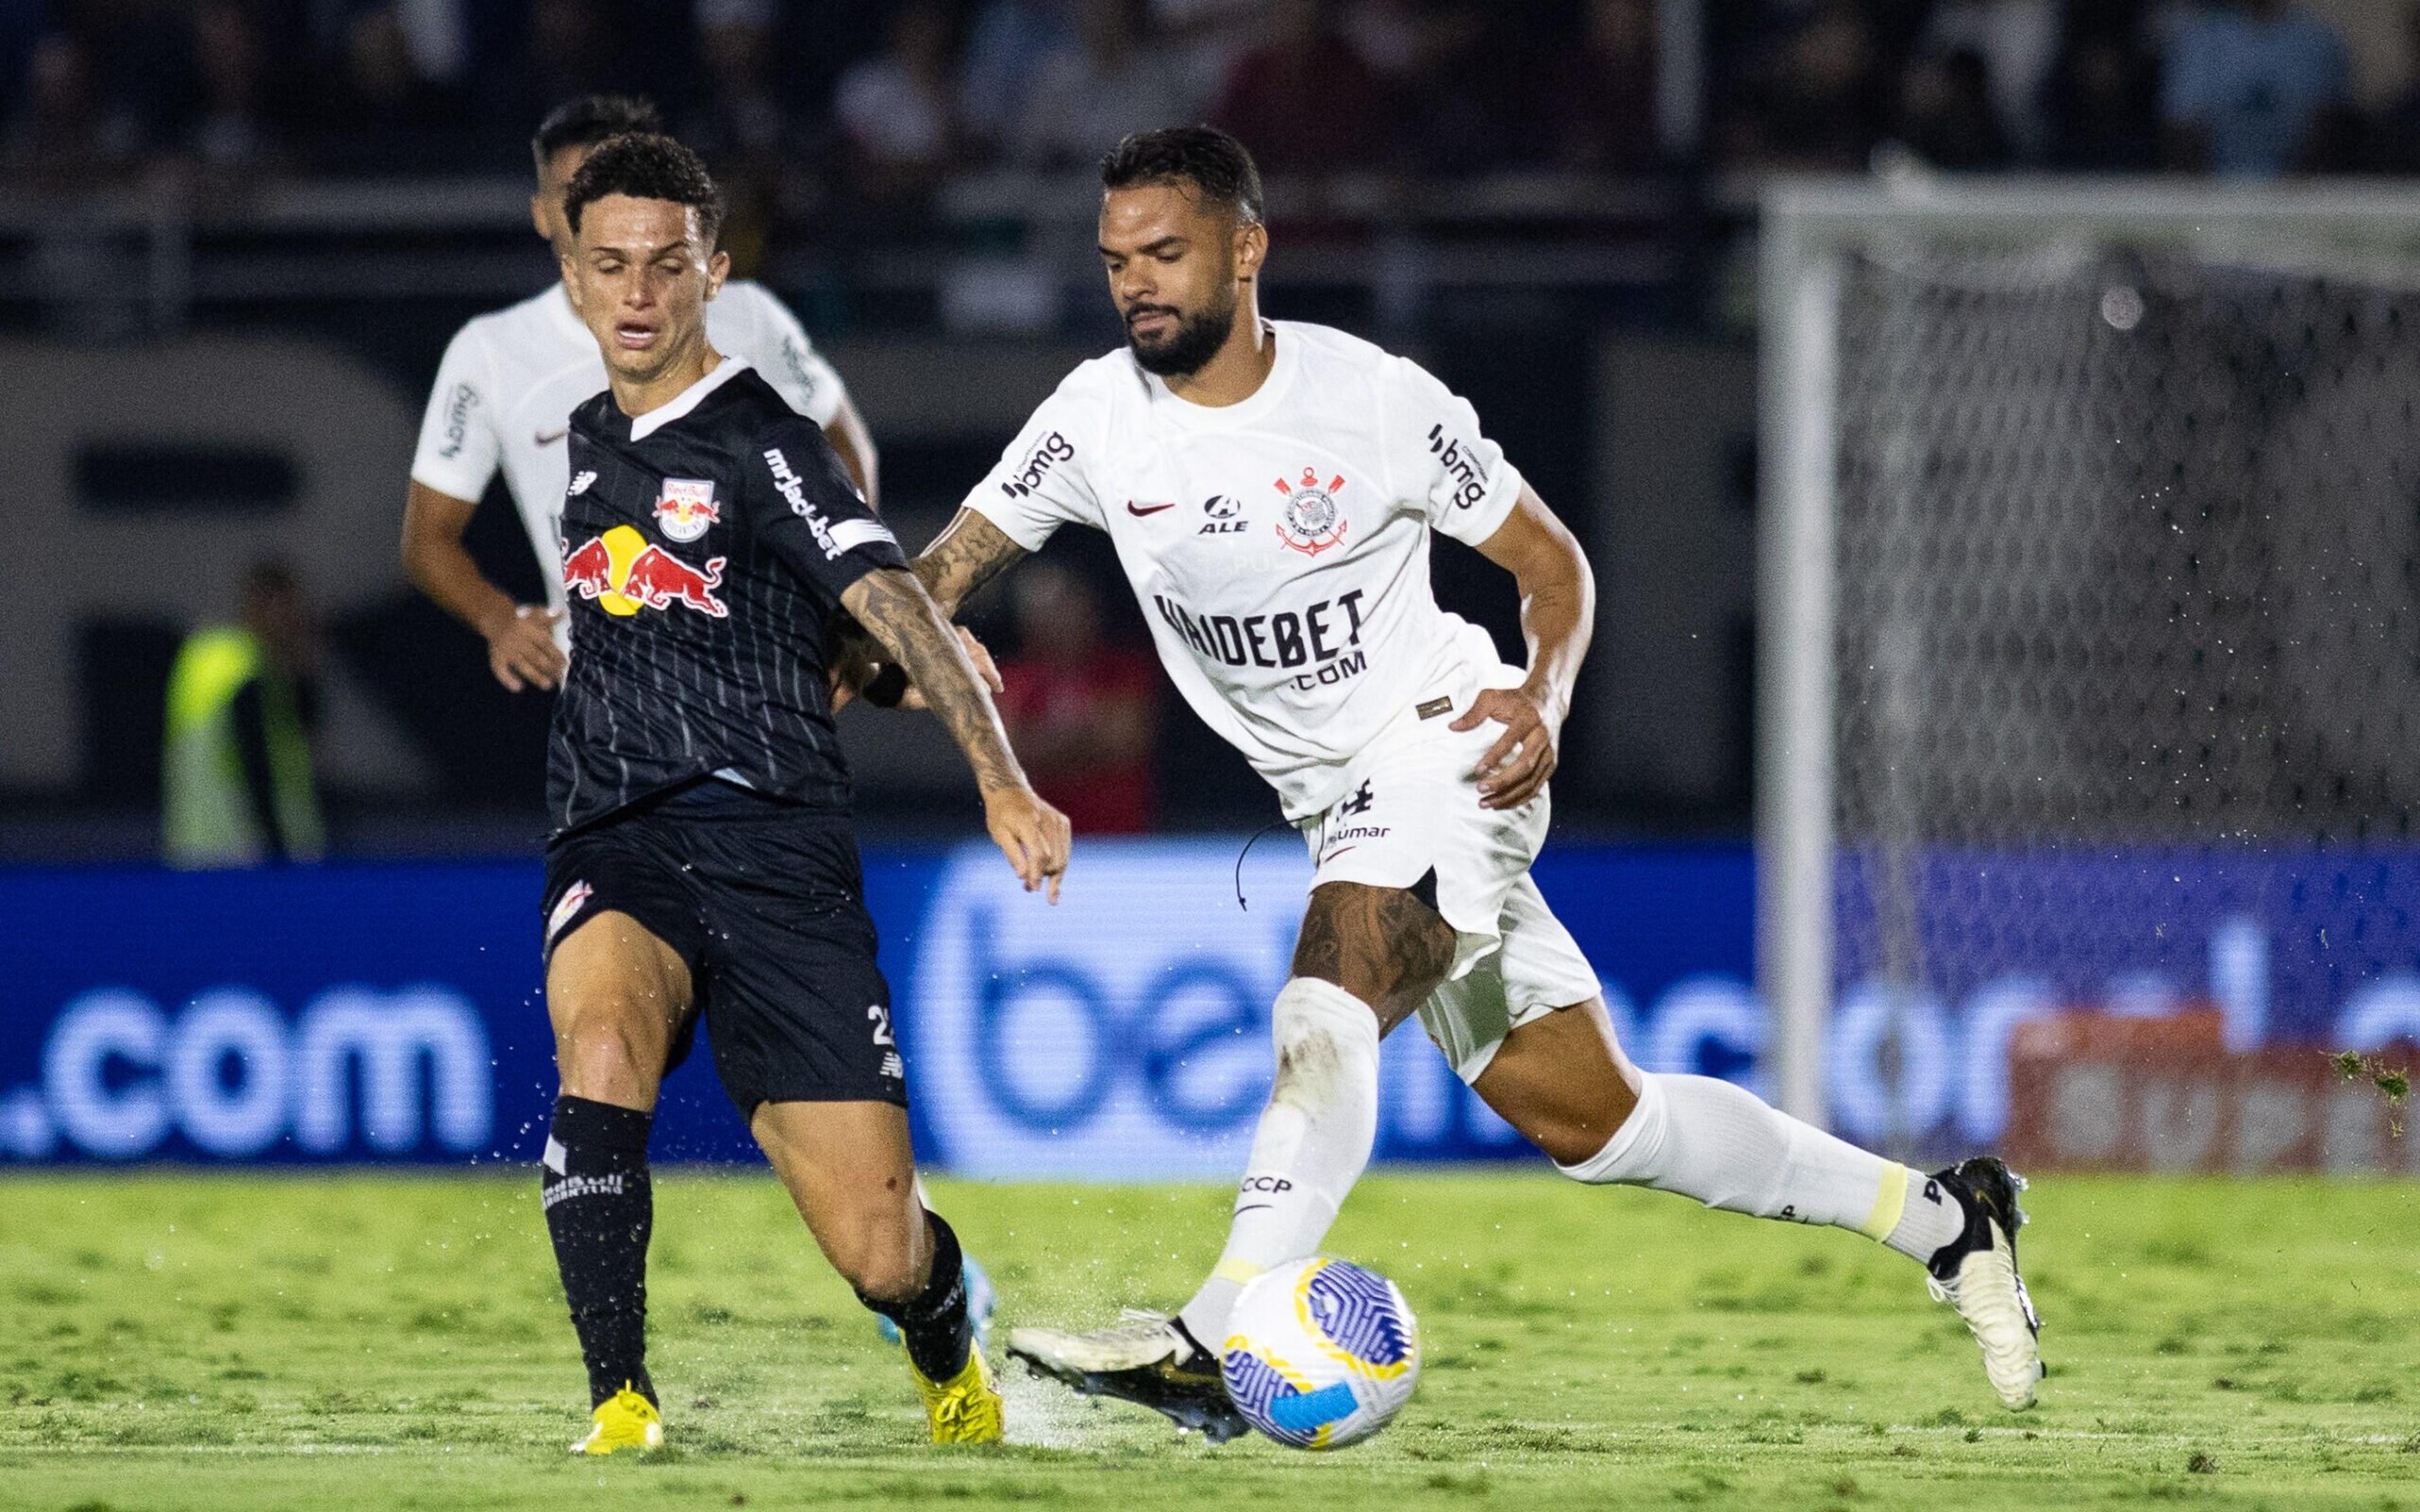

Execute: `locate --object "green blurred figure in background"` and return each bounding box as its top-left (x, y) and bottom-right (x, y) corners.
top-left (162, 561), bottom-right (324, 869)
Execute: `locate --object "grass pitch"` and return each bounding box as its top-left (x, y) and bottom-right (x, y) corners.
top-left (1, 1169), bottom-right (2414, 1510)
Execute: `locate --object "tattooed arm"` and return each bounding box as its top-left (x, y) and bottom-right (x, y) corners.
top-left (840, 566), bottom-right (1070, 898)
top-left (827, 508), bottom-right (1025, 711)
top-left (911, 508), bottom-right (1029, 617)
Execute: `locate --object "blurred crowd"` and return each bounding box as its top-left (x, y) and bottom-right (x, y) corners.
top-left (8, 0), bottom-right (2420, 201)
top-left (0, 0), bottom-right (1659, 195)
top-left (1726, 0), bottom-right (2420, 177)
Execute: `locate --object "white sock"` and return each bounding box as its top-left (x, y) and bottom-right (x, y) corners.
top-left (1558, 1072), bottom-right (1966, 1263)
top-left (1177, 977), bottom-right (1381, 1349)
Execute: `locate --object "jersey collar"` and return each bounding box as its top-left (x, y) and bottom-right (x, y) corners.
top-left (1143, 320), bottom-right (1297, 429)
top-left (625, 355), bottom-right (752, 441)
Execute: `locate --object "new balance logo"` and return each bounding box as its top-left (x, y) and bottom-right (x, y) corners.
top-left (872, 1005), bottom-right (904, 1081)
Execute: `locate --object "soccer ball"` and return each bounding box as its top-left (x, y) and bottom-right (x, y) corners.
top-left (1220, 1256), bottom-right (1420, 1449)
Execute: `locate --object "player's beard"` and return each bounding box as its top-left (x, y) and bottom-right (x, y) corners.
top-left (1124, 287), bottom-right (1239, 378)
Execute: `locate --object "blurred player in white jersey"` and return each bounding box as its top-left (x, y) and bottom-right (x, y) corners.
top-left (892, 128), bottom-right (2044, 1438)
top-left (402, 96), bottom-right (878, 692)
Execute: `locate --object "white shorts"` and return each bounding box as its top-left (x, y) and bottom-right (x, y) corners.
top-left (1298, 696), bottom-right (1602, 1084)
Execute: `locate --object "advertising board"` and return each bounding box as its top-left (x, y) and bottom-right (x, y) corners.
top-left (4, 840), bottom-right (2414, 1174)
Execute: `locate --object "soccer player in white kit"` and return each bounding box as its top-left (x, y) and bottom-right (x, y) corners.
top-left (895, 128), bottom-right (2045, 1438)
top-left (402, 96), bottom-right (878, 693)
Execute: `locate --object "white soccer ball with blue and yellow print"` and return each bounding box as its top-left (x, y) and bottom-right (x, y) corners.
top-left (1221, 1256), bottom-right (1420, 1448)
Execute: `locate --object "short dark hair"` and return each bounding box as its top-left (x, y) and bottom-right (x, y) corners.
top-left (563, 133), bottom-right (725, 246)
top-left (531, 95), bottom-right (666, 170)
top-left (1100, 126), bottom-right (1265, 226)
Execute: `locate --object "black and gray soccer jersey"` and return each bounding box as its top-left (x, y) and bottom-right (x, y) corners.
top-left (548, 358), bottom-right (903, 835)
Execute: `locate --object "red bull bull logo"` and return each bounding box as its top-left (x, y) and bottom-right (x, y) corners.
top-left (654, 478), bottom-right (720, 542)
top-left (561, 524), bottom-right (728, 619)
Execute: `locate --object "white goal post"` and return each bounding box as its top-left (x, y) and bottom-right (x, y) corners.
top-left (1757, 178), bottom-right (2420, 1135)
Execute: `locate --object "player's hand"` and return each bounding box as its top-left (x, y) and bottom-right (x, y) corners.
top-left (481, 604), bottom-right (565, 692)
top-left (826, 624), bottom-right (877, 713)
top-left (1452, 685), bottom-right (1561, 810)
top-left (982, 782), bottom-right (1071, 903)
top-left (897, 627), bottom-right (1003, 709)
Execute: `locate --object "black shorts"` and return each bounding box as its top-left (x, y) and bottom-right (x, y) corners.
top-left (540, 781), bottom-right (903, 1114)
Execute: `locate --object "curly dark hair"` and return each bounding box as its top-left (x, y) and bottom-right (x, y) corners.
top-left (531, 95), bottom-right (665, 169)
top-left (563, 133), bottom-right (724, 246)
top-left (1100, 125), bottom-right (1265, 226)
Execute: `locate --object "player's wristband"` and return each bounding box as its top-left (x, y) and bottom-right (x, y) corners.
top-left (862, 663), bottom-right (910, 708)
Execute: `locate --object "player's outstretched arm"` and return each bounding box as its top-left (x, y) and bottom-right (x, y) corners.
top-left (841, 566), bottom-right (1071, 900)
top-left (909, 508), bottom-right (1029, 617)
top-left (401, 479), bottom-right (565, 692)
top-left (1456, 484), bottom-right (1597, 810)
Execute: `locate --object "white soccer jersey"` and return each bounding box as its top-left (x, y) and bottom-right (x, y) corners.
top-left (409, 280), bottom-right (850, 622)
top-left (966, 320), bottom-right (1524, 820)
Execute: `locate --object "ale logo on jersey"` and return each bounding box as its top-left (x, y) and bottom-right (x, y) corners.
top-left (1201, 495), bottom-right (1247, 536)
top-left (562, 524), bottom-right (729, 619)
top-left (1275, 469), bottom-right (1349, 556)
top-left (654, 478), bottom-right (720, 542)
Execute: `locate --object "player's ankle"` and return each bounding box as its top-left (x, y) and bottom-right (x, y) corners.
top-left (1883, 1167), bottom-right (1971, 1268)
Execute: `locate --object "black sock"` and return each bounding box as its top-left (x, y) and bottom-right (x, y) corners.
top-left (860, 1210), bottom-right (973, 1382)
top-left (541, 1095), bottom-right (656, 1409)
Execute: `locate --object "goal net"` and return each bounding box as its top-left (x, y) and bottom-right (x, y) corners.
top-left (1760, 181), bottom-right (2420, 1152)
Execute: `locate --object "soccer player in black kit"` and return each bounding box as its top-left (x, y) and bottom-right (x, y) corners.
top-left (534, 134), bottom-right (1070, 1453)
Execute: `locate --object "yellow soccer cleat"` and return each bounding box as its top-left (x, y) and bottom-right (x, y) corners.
top-left (911, 1341), bottom-right (1005, 1445)
top-left (569, 1384), bottom-right (664, 1455)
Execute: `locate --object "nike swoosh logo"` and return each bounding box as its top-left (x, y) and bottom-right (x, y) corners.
top-left (1233, 1203), bottom-right (1273, 1215)
top-left (1125, 500), bottom-right (1177, 516)
top-left (534, 428), bottom-right (567, 446)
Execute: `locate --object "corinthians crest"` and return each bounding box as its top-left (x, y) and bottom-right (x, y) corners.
top-left (1274, 468), bottom-right (1349, 556)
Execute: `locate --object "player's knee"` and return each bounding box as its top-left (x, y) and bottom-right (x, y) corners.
top-left (1499, 1055), bottom-right (1641, 1168)
top-left (1532, 1099), bottom-right (1632, 1169)
top-left (555, 1007), bottom-right (660, 1101)
top-left (1294, 882), bottom-right (1455, 1010)
top-left (1550, 1070), bottom-right (1664, 1184)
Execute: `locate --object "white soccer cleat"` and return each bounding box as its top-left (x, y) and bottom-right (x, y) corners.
top-left (1006, 1309), bottom-right (1249, 1443)
top-left (1924, 1157), bottom-right (2046, 1411)
top-left (1012, 1308), bottom-right (1186, 1372)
